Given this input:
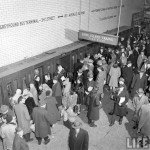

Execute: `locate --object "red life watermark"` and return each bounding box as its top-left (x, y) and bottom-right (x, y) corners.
top-left (126, 137), bottom-right (149, 149)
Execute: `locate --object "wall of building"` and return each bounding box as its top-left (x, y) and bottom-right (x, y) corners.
top-left (0, 0), bottom-right (144, 67)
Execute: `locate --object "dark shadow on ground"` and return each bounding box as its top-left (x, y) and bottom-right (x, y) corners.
top-left (124, 102), bottom-right (138, 138)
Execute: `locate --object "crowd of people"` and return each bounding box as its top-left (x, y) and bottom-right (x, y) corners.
top-left (0, 27), bottom-right (150, 149)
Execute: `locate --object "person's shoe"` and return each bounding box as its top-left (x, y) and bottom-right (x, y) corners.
top-left (109, 122), bottom-right (114, 126)
top-left (119, 121), bottom-right (122, 125)
top-left (89, 123), bottom-right (97, 127)
top-left (27, 138), bottom-right (34, 142)
top-left (38, 140), bottom-right (42, 145)
top-left (133, 125), bottom-right (138, 129)
top-left (108, 112), bottom-right (113, 115)
top-left (44, 138), bottom-right (50, 145)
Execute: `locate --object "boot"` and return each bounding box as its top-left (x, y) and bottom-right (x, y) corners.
top-left (108, 111), bottom-right (114, 115)
top-left (119, 117), bottom-right (123, 125)
top-left (109, 115), bottom-right (115, 126)
top-left (109, 122), bottom-right (114, 126)
top-left (26, 133), bottom-right (33, 142)
top-left (38, 139), bottom-right (42, 145)
top-left (44, 137), bottom-right (50, 145)
top-left (133, 122), bottom-right (138, 129)
top-left (89, 121), bottom-right (97, 127)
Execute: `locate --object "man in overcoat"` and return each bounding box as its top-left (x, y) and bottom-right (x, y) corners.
top-left (121, 61), bottom-right (133, 92)
top-left (131, 69), bottom-right (147, 97)
top-left (52, 76), bottom-right (63, 107)
top-left (138, 103), bottom-right (150, 145)
top-left (84, 72), bottom-right (95, 108)
top-left (132, 88), bottom-right (149, 129)
top-left (13, 127), bottom-right (29, 150)
top-left (32, 100), bottom-right (53, 145)
top-left (109, 78), bottom-right (129, 126)
top-left (14, 96), bottom-right (32, 142)
top-left (87, 88), bottom-right (100, 127)
top-left (45, 90), bottom-right (60, 124)
top-left (68, 121), bottom-right (89, 150)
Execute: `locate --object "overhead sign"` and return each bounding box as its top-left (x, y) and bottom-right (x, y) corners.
top-left (78, 30), bottom-right (118, 45)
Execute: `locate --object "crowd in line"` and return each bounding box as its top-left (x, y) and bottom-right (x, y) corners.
top-left (0, 27), bottom-right (150, 150)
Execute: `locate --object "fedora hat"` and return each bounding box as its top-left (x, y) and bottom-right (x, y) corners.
top-left (78, 69), bottom-right (83, 73)
top-left (5, 114), bottom-right (13, 124)
top-left (72, 121), bottom-right (82, 129)
top-left (87, 71), bottom-right (93, 78)
top-left (0, 105), bottom-right (9, 114)
top-left (119, 77), bottom-right (125, 83)
top-left (136, 88), bottom-right (144, 94)
top-left (53, 76), bottom-right (58, 81)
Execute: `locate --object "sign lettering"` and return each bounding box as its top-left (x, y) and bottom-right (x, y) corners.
top-left (78, 30), bottom-right (118, 45)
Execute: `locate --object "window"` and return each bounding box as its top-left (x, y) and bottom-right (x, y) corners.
top-left (34, 67), bottom-right (43, 83)
top-left (13, 79), bottom-right (18, 92)
top-left (80, 52), bottom-right (83, 59)
top-left (22, 77), bottom-right (27, 90)
top-left (28, 74), bottom-right (31, 83)
top-left (72, 55), bottom-right (75, 66)
top-left (0, 86), bottom-right (3, 106)
top-left (6, 83), bottom-right (13, 97)
top-left (50, 63), bottom-right (54, 76)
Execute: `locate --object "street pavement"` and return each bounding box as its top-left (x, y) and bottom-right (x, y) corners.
top-left (0, 87), bottom-right (150, 150)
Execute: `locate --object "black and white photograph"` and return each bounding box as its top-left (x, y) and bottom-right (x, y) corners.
top-left (0, 0), bottom-right (150, 150)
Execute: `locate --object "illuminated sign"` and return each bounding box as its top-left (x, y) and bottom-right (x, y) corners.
top-left (78, 30), bottom-right (118, 45)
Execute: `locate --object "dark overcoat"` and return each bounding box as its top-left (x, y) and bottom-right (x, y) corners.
top-left (87, 92), bottom-right (100, 121)
top-left (112, 86), bottom-right (129, 117)
top-left (138, 104), bottom-right (150, 138)
top-left (25, 97), bottom-right (36, 118)
top-left (131, 73), bottom-right (147, 96)
top-left (121, 66), bottom-right (133, 90)
top-left (52, 82), bottom-right (62, 107)
top-left (13, 134), bottom-right (29, 150)
top-left (32, 107), bottom-right (53, 138)
top-left (45, 96), bottom-right (60, 124)
top-left (68, 128), bottom-right (89, 150)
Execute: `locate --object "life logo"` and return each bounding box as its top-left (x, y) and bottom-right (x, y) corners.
top-left (126, 137), bottom-right (149, 149)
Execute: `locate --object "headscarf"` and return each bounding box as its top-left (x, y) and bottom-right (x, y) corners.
top-left (12, 89), bottom-right (22, 104)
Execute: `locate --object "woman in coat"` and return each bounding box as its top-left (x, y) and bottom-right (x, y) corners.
top-left (109, 63), bottom-right (121, 91)
top-left (120, 52), bottom-right (127, 66)
top-left (29, 83), bottom-right (39, 106)
top-left (23, 89), bottom-right (37, 119)
top-left (87, 88), bottom-right (100, 127)
top-left (137, 51), bottom-right (147, 69)
top-left (44, 90), bottom-right (60, 124)
top-left (95, 66), bottom-right (106, 99)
